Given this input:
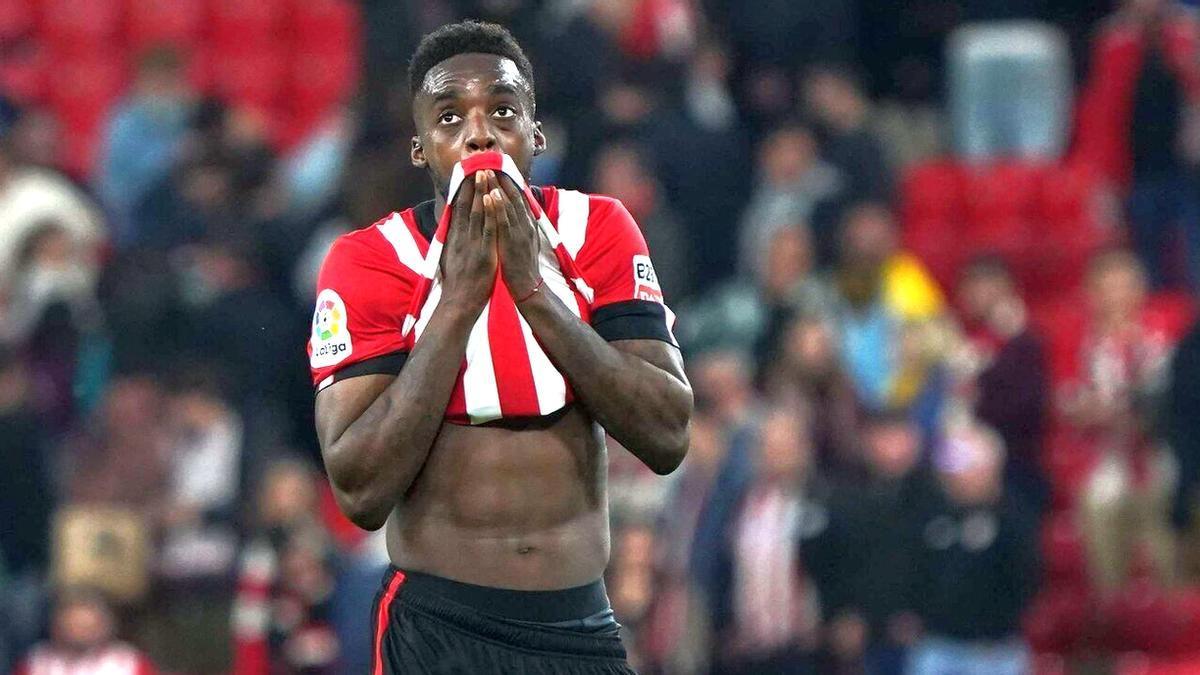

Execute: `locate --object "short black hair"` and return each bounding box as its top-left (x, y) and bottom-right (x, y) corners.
top-left (408, 20), bottom-right (535, 103)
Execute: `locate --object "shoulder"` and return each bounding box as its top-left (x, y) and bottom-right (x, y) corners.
top-left (320, 211), bottom-right (424, 278)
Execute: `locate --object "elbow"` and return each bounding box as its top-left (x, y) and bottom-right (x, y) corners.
top-left (651, 389), bottom-right (694, 475)
top-left (648, 416), bottom-right (692, 476)
top-left (330, 483), bottom-right (391, 531)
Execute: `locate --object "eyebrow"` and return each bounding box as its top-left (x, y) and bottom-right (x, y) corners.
top-left (488, 82), bottom-right (522, 98)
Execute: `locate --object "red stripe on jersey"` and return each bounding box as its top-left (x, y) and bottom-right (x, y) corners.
top-left (373, 570), bottom-right (406, 675)
top-left (445, 359), bottom-right (470, 420)
top-left (487, 282), bottom-right (540, 416)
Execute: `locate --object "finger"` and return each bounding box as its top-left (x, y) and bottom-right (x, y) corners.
top-left (498, 174), bottom-right (523, 203)
top-left (469, 172), bottom-right (485, 236)
top-left (485, 170), bottom-right (503, 206)
top-left (456, 171), bottom-right (478, 212)
top-left (491, 185), bottom-right (510, 230)
top-left (481, 192), bottom-right (497, 238)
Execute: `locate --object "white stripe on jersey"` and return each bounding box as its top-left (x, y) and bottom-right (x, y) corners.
top-left (556, 189), bottom-right (590, 258)
top-left (375, 213), bottom-right (424, 273)
top-left (462, 303), bottom-right (502, 424)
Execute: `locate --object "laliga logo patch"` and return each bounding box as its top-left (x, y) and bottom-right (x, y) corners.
top-left (632, 255), bottom-right (663, 303)
top-left (310, 289), bottom-right (353, 368)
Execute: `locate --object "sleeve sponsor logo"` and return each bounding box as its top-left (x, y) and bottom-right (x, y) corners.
top-left (632, 254), bottom-right (663, 303)
top-left (310, 289), bottom-right (353, 369)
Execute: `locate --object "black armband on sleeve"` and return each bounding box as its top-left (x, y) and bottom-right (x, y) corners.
top-left (316, 350), bottom-right (407, 391)
top-left (590, 300), bottom-right (674, 344)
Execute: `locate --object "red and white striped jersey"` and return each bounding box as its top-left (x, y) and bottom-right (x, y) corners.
top-left (308, 180), bottom-right (675, 425)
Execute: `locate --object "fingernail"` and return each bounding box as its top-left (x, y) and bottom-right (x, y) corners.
top-left (492, 189), bottom-right (503, 199)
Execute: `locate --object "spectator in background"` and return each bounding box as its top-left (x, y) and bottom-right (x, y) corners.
top-left (765, 313), bottom-right (862, 476)
top-left (806, 410), bottom-right (937, 675)
top-left (95, 46), bottom-right (194, 246)
top-left (147, 369), bottom-right (243, 673)
top-left (7, 106), bottom-right (63, 171)
top-left (14, 587), bottom-right (156, 675)
top-left (655, 38), bottom-right (754, 292)
top-left (639, 412), bottom-right (725, 674)
top-left (608, 521), bottom-right (656, 672)
top-left (133, 146), bottom-right (236, 253)
top-left (908, 422), bottom-right (1039, 675)
top-left (681, 222), bottom-right (835, 367)
top-left (64, 376), bottom-right (169, 508)
top-left (0, 349), bottom-right (52, 672)
top-left (712, 404), bottom-right (825, 675)
top-left (738, 121), bottom-right (844, 273)
top-left (802, 64), bottom-right (895, 203)
top-left (590, 141), bottom-right (692, 300)
top-left (1064, 250), bottom-right (1176, 593)
top-left (3, 219), bottom-right (103, 433)
top-left (233, 459), bottom-right (339, 675)
top-left (1170, 318), bottom-right (1200, 567)
top-left (0, 130), bottom-right (105, 293)
top-left (1077, 0), bottom-right (1200, 288)
top-left (955, 256), bottom-right (1049, 513)
top-left (832, 203), bottom-right (945, 412)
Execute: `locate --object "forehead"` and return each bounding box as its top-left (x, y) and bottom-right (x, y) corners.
top-left (418, 52), bottom-right (529, 102)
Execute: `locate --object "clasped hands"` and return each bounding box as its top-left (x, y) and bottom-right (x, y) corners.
top-left (440, 169), bottom-right (545, 309)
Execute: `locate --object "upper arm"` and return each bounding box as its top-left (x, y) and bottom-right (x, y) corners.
top-left (314, 373), bottom-right (396, 452)
top-left (574, 194), bottom-right (678, 346)
top-left (308, 229), bottom-right (414, 393)
top-left (611, 338), bottom-right (689, 390)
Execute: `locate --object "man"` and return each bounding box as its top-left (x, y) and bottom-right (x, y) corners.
top-left (955, 256), bottom-right (1049, 513)
top-left (309, 21), bottom-right (692, 674)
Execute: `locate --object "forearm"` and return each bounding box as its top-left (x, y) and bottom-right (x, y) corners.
top-left (323, 305), bottom-right (475, 528)
top-left (517, 291), bottom-right (692, 474)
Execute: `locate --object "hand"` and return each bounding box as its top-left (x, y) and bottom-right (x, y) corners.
top-left (482, 170), bottom-right (544, 301)
top-left (440, 171), bottom-right (496, 311)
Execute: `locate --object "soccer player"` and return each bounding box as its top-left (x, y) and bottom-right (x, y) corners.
top-left (309, 20), bottom-right (693, 674)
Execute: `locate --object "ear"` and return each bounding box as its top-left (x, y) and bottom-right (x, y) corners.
top-left (532, 121), bottom-right (547, 156)
top-left (411, 136), bottom-right (426, 168)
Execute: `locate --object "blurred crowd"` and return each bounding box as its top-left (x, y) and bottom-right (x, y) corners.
top-left (4, 0), bottom-right (1200, 673)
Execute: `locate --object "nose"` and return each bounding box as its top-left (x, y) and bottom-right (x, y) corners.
top-left (464, 112), bottom-right (497, 154)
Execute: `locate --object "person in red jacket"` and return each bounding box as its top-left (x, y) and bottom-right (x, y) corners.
top-left (15, 587), bottom-right (156, 675)
top-left (1076, 0), bottom-right (1200, 289)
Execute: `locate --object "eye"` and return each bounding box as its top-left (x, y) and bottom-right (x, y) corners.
top-left (493, 105), bottom-right (516, 119)
top-left (438, 111), bottom-right (462, 125)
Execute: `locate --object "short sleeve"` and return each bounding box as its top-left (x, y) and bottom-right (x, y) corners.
top-left (574, 195), bottom-right (676, 345)
top-left (309, 230), bottom-right (414, 391)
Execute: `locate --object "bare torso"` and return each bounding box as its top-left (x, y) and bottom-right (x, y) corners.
top-left (386, 405), bottom-right (611, 590)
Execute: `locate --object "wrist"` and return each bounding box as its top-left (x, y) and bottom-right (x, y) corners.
top-left (433, 299), bottom-right (483, 330)
top-left (513, 276), bottom-right (544, 304)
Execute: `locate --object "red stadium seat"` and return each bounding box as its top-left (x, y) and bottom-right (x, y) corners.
top-left (291, 0), bottom-right (359, 52)
top-left (289, 49), bottom-right (358, 115)
top-left (0, 0), bottom-right (34, 41)
top-left (900, 159), bottom-right (966, 228)
top-left (211, 0), bottom-right (288, 46)
top-left (38, 0), bottom-right (124, 54)
top-left (127, 0), bottom-right (205, 52)
top-left (0, 41), bottom-right (48, 103)
top-left (1040, 161), bottom-right (1104, 233)
top-left (210, 48), bottom-right (287, 110)
top-left (963, 161), bottom-right (1046, 228)
top-left (46, 57), bottom-right (127, 177)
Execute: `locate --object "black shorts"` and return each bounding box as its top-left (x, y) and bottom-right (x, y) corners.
top-left (370, 567), bottom-right (637, 674)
